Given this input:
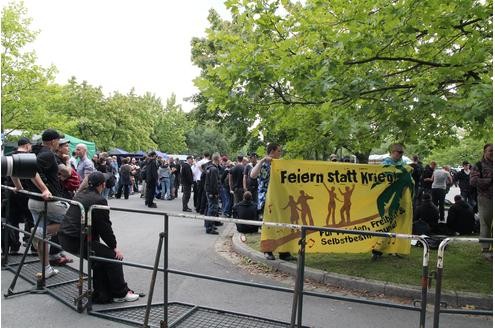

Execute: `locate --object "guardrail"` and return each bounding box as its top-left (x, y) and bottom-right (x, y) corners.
top-left (432, 237), bottom-right (493, 328)
top-left (1, 185), bottom-right (492, 327)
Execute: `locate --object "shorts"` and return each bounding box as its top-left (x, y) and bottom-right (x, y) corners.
top-left (28, 199), bottom-right (69, 227)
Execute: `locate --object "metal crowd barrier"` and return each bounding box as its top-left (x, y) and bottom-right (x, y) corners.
top-left (1, 185), bottom-right (492, 328)
top-left (2, 186), bottom-right (87, 312)
top-left (432, 237), bottom-right (493, 328)
top-left (85, 205), bottom-right (433, 328)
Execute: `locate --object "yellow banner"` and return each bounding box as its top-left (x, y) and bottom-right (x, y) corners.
top-left (260, 160), bottom-right (414, 254)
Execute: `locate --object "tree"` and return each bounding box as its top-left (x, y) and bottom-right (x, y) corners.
top-left (1, 1), bottom-right (59, 136)
top-left (192, 0), bottom-right (492, 160)
top-left (185, 123), bottom-right (230, 157)
top-left (152, 93), bottom-right (191, 153)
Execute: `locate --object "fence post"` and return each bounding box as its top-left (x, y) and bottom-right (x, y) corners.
top-left (162, 214), bottom-right (169, 328)
top-left (143, 232), bottom-right (164, 327)
top-left (290, 226), bottom-right (307, 328)
top-left (416, 236), bottom-right (430, 328)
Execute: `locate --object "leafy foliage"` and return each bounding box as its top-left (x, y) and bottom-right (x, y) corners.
top-left (192, 0), bottom-right (492, 160)
top-left (1, 1), bottom-right (59, 136)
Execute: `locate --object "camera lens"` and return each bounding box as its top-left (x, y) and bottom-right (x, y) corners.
top-left (1, 153), bottom-right (38, 178)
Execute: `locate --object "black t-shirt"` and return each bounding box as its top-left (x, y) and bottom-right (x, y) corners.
top-left (243, 164), bottom-right (258, 190)
top-left (230, 164), bottom-right (245, 189)
top-left (36, 146), bottom-right (63, 197)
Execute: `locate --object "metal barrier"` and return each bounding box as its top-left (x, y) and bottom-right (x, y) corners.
top-left (432, 237), bottom-right (493, 328)
top-left (2, 184), bottom-right (491, 327)
top-left (2, 186), bottom-right (88, 312)
top-left (84, 205), bottom-right (432, 328)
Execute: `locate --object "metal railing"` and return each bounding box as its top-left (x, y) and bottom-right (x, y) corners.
top-left (2, 184), bottom-right (492, 327)
top-left (432, 237), bottom-right (493, 328)
top-left (85, 205), bottom-right (433, 328)
top-left (2, 185), bottom-right (87, 312)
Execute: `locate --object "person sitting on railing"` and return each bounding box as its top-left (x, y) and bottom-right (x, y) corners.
top-left (58, 171), bottom-right (139, 303)
top-left (232, 191), bottom-right (259, 234)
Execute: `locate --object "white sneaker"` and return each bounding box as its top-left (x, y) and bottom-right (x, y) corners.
top-left (36, 266), bottom-right (59, 279)
top-left (113, 291), bottom-right (139, 303)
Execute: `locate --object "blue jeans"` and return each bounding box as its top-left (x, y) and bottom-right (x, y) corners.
top-left (205, 195), bottom-right (219, 230)
top-left (169, 175), bottom-right (175, 197)
top-left (160, 177), bottom-right (171, 199)
top-left (219, 185), bottom-right (228, 215)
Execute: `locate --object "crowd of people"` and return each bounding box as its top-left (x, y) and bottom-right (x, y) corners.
top-left (2, 129), bottom-right (493, 296)
top-left (374, 143), bottom-right (493, 261)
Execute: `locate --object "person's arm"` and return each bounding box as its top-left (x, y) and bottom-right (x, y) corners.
top-left (446, 171), bottom-right (453, 184)
top-left (93, 198), bottom-right (117, 250)
top-left (250, 156), bottom-right (270, 179)
top-left (243, 172), bottom-right (248, 191)
top-left (10, 176), bottom-right (23, 191)
top-left (30, 173), bottom-right (51, 200)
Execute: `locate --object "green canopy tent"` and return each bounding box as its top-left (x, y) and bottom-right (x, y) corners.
top-left (64, 134), bottom-right (97, 160)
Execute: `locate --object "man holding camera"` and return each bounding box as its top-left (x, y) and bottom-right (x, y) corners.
top-left (11, 129), bottom-right (70, 278)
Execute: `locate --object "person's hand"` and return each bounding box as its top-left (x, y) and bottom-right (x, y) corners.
top-left (114, 248), bottom-right (124, 260)
top-left (264, 156), bottom-right (273, 163)
top-left (41, 189), bottom-right (52, 200)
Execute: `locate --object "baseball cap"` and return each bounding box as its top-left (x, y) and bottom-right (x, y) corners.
top-left (41, 129), bottom-right (62, 141)
top-left (17, 137), bottom-right (31, 146)
top-left (87, 171), bottom-right (106, 188)
top-left (59, 138), bottom-right (70, 145)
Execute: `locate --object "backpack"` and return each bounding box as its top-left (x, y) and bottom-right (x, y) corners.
top-left (105, 174), bottom-right (116, 188)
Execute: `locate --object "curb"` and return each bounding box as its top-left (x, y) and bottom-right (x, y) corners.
top-left (231, 232), bottom-right (492, 310)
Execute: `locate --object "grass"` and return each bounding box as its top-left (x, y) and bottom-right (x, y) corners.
top-left (244, 233), bottom-right (492, 295)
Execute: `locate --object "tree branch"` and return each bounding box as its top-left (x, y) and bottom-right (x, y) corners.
top-left (345, 56), bottom-right (459, 67)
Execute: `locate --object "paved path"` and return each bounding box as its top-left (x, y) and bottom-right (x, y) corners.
top-left (2, 190), bottom-right (491, 328)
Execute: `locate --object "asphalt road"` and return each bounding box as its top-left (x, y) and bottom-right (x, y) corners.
top-left (1, 187), bottom-right (491, 328)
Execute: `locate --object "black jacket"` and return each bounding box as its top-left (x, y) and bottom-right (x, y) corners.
top-left (233, 200), bottom-right (259, 233)
top-left (145, 158), bottom-right (159, 183)
top-left (60, 189), bottom-right (117, 249)
top-left (181, 162), bottom-right (193, 186)
top-left (204, 162), bottom-right (220, 196)
top-left (447, 200), bottom-right (475, 235)
top-left (414, 200), bottom-right (440, 232)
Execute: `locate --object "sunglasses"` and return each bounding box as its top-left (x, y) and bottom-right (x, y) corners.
top-left (394, 150), bottom-right (404, 154)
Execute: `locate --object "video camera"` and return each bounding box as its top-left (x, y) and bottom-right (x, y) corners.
top-left (1, 153), bottom-right (38, 179)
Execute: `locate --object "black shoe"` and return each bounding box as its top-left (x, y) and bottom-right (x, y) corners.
top-left (148, 203), bottom-right (157, 208)
top-left (279, 254), bottom-right (297, 261)
top-left (264, 252), bottom-right (276, 260)
top-left (206, 230), bottom-right (219, 235)
top-left (371, 250), bottom-right (383, 261)
top-left (214, 221), bottom-right (224, 226)
top-left (183, 208), bottom-right (192, 212)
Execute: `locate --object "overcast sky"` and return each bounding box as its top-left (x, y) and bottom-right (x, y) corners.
top-left (20, 0), bottom-right (230, 112)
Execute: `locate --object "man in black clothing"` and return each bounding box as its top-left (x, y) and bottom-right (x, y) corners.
top-left (145, 152), bottom-right (159, 208)
top-left (5, 137), bottom-right (34, 253)
top-left (454, 161), bottom-right (476, 209)
top-left (422, 161), bottom-right (437, 194)
top-left (409, 155), bottom-right (424, 209)
top-left (11, 129), bottom-right (69, 278)
top-left (59, 172), bottom-right (139, 303)
top-left (181, 156), bottom-right (194, 212)
top-left (446, 195), bottom-right (475, 235)
top-left (243, 153), bottom-right (259, 206)
top-left (204, 153), bottom-right (221, 234)
top-left (233, 191), bottom-right (259, 233)
top-left (229, 155), bottom-right (245, 206)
